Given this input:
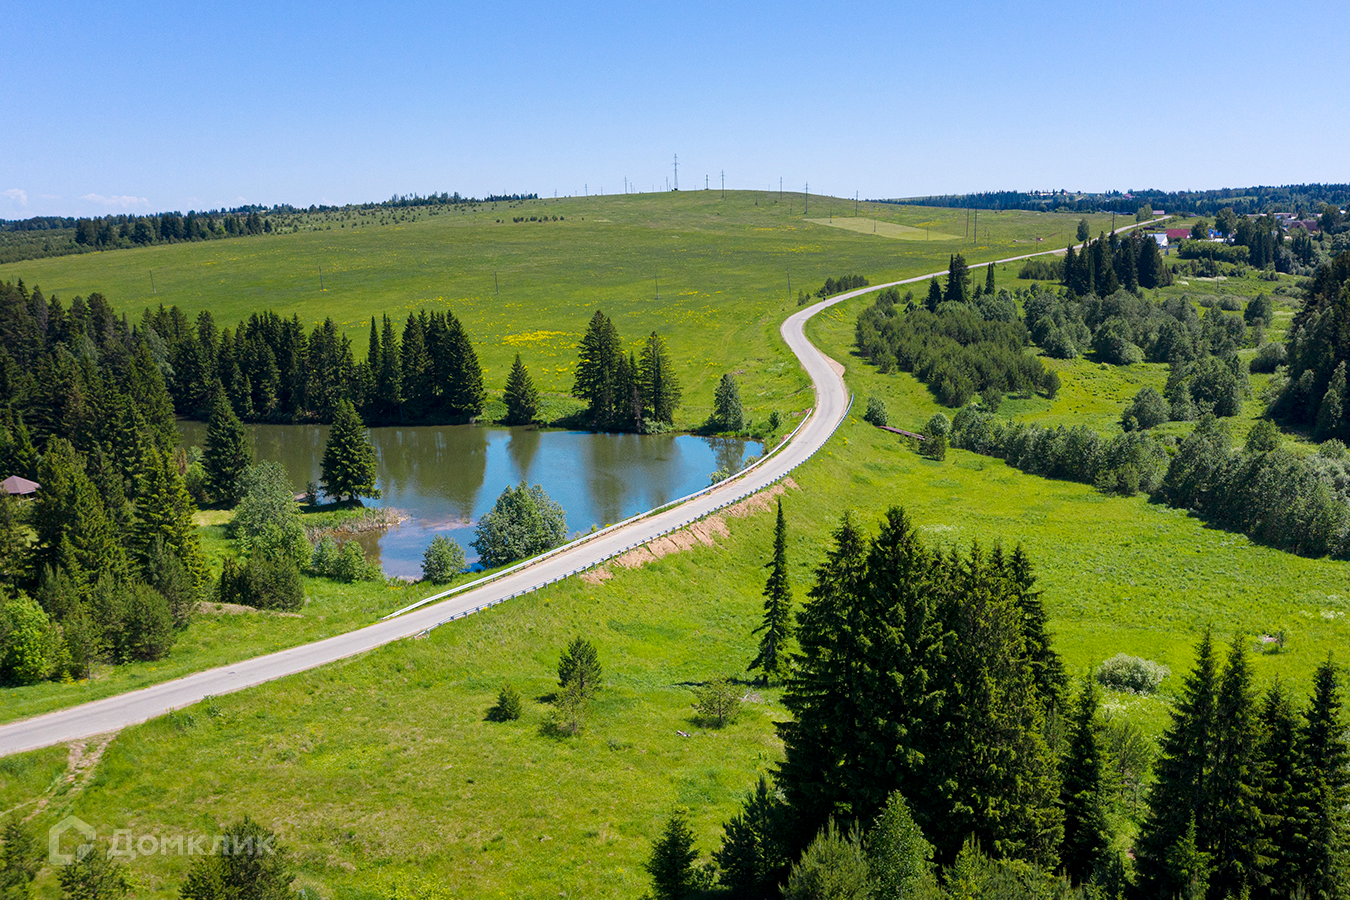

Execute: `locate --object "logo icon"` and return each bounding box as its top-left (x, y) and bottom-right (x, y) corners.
top-left (48, 816), bottom-right (96, 865)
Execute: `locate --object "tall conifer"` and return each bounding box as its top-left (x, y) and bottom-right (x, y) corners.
top-left (749, 498), bottom-right (793, 683)
top-left (640, 331), bottom-right (681, 424)
top-left (1293, 658), bottom-right (1349, 897)
top-left (202, 388), bottom-right (251, 505)
top-left (320, 399), bottom-right (380, 502)
top-left (1208, 638), bottom-right (1271, 897)
top-left (502, 353), bottom-right (539, 425)
top-left (1061, 675), bottom-right (1109, 885)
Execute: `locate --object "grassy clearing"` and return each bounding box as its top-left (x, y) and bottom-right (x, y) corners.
top-left (8, 290), bottom-right (1348, 897)
top-left (804, 216), bottom-right (962, 241)
top-left (0, 193), bottom-right (1113, 428)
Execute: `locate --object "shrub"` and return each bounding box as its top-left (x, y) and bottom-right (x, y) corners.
top-left (228, 463), bottom-right (298, 541)
top-left (1250, 341), bottom-right (1286, 373)
top-left (421, 535), bottom-right (466, 584)
top-left (1122, 387), bottom-right (1170, 431)
top-left (486, 683), bottom-right (523, 722)
top-left (925, 412), bottom-right (952, 438)
top-left (1096, 654), bottom-right (1169, 695)
top-left (103, 582), bottom-right (176, 662)
top-left (783, 821), bottom-right (872, 900)
top-left (863, 395), bottom-right (888, 427)
top-left (693, 676), bottom-right (742, 727)
top-left (217, 552), bottom-right (305, 611)
top-left (0, 594), bottom-right (58, 685)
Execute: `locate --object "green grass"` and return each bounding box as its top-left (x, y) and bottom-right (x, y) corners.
top-left (0, 193), bottom-right (1114, 428)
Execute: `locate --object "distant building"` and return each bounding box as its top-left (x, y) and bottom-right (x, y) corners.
top-left (1, 475), bottom-right (39, 500)
top-left (1151, 233), bottom-right (1169, 249)
top-left (1152, 209), bottom-right (1165, 216)
top-left (1165, 228), bottom-right (1191, 242)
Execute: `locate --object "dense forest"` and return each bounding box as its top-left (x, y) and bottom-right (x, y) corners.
top-left (0, 279), bottom-right (207, 683)
top-left (689, 509), bottom-right (1350, 899)
top-left (882, 183), bottom-right (1350, 217)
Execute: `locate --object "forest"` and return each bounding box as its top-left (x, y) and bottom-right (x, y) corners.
top-left (884, 183), bottom-right (1350, 217)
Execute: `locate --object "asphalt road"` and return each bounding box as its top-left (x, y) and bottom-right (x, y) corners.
top-left (0, 220), bottom-right (1165, 757)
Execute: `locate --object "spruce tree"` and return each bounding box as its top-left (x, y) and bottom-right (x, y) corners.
top-left (925, 279), bottom-right (943, 312)
top-left (1315, 360), bottom-right (1346, 441)
top-left (502, 353), bottom-right (539, 425)
top-left (984, 261), bottom-right (996, 296)
top-left (645, 810), bottom-right (699, 900)
top-left (1133, 631), bottom-right (1219, 899)
top-left (1061, 675), bottom-right (1110, 885)
top-left (712, 373), bottom-right (744, 432)
top-left (1208, 638), bottom-right (1271, 898)
top-left (375, 314), bottom-right (401, 421)
top-left (1293, 658), bottom-right (1349, 898)
top-left (400, 313), bottom-right (433, 419)
top-left (573, 310), bottom-right (621, 426)
top-left (202, 388), bottom-right (251, 506)
top-left (640, 331), bottom-right (681, 425)
top-left (320, 399), bottom-right (380, 502)
top-left (133, 446), bottom-right (209, 593)
top-left (945, 254), bottom-right (970, 305)
top-left (749, 498), bottom-right (792, 683)
top-left (1003, 544), bottom-right (1068, 712)
top-left (557, 636), bottom-right (602, 700)
top-left (444, 314), bottom-right (485, 418)
top-left (1257, 682), bottom-right (1301, 900)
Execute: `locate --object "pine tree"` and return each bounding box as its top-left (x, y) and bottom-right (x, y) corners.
top-left (400, 313), bottom-right (433, 419)
top-left (557, 636), bottom-right (602, 700)
top-left (1208, 638), bottom-right (1271, 898)
top-left (202, 388), bottom-right (251, 505)
top-left (502, 353), bottom-right (539, 425)
top-left (645, 810), bottom-right (699, 900)
top-left (749, 498), bottom-right (793, 683)
top-left (573, 310), bottom-right (621, 426)
top-left (925, 279), bottom-right (943, 312)
top-left (945, 254), bottom-right (970, 305)
top-left (133, 447), bottom-right (209, 593)
top-left (712, 373), bottom-right (744, 432)
top-left (376, 314), bottom-right (401, 421)
top-left (640, 331), bottom-right (681, 424)
top-left (1133, 631), bottom-right (1219, 899)
top-left (1061, 675), bottom-right (1110, 885)
top-left (715, 776), bottom-right (790, 900)
top-left (320, 399), bottom-right (380, 502)
top-left (1257, 682), bottom-right (1301, 900)
top-left (1293, 657), bottom-right (1349, 898)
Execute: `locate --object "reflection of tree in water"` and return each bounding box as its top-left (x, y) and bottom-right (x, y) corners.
top-left (704, 437), bottom-right (748, 476)
top-left (506, 426), bottom-right (541, 481)
top-left (371, 426), bottom-right (488, 522)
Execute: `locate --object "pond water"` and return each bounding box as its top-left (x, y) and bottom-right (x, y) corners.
top-left (178, 422), bottom-right (761, 579)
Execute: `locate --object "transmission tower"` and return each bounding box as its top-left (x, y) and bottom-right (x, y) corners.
top-left (673, 154), bottom-right (678, 191)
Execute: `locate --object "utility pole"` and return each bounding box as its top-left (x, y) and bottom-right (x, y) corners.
top-left (1112, 211), bottom-right (1116, 232)
top-left (655, 276), bottom-right (660, 300)
top-left (855, 192), bottom-right (858, 216)
top-left (974, 209), bottom-right (978, 244)
top-left (495, 272), bottom-right (499, 297)
top-left (721, 170), bottom-right (724, 198)
top-left (779, 177), bottom-right (783, 201)
top-left (966, 209), bottom-right (970, 240)
top-left (787, 267), bottom-right (791, 297)
top-left (149, 269), bottom-right (156, 294)
top-left (805, 183), bottom-right (809, 216)
top-left (673, 153), bottom-right (678, 191)
top-left (705, 175), bottom-right (709, 190)
top-left (319, 267), bottom-right (324, 291)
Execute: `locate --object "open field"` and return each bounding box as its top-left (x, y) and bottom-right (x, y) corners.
top-left (6, 277), bottom-right (1349, 898)
top-left (0, 193), bottom-right (1113, 426)
top-left (804, 216), bottom-right (962, 241)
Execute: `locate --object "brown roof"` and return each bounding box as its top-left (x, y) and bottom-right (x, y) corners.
top-left (1, 475), bottom-right (39, 496)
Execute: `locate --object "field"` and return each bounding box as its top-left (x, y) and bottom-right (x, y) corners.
top-left (0, 192), bottom-right (1113, 427)
top-left (3, 198), bottom-right (1346, 899)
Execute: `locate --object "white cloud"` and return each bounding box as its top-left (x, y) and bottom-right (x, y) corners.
top-left (80, 193), bottom-right (150, 209)
top-left (3, 188), bottom-right (28, 206)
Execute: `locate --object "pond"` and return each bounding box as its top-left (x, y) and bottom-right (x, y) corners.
top-left (178, 422), bottom-right (762, 579)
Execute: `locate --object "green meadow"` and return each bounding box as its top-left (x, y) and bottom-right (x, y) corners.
top-left (0, 192), bottom-right (1111, 426)
top-left (3, 197), bottom-right (1345, 899)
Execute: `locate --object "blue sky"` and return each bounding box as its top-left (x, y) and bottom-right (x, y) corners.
top-left (4, 0), bottom-right (1348, 218)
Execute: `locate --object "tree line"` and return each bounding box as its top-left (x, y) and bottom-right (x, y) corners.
top-left (1271, 251), bottom-right (1350, 439)
top-left (0, 280), bottom-right (207, 684)
top-left (138, 304), bottom-right (486, 426)
top-left (880, 183), bottom-right (1350, 217)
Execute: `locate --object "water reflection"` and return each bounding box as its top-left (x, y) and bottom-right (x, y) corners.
top-left (177, 422), bottom-right (761, 579)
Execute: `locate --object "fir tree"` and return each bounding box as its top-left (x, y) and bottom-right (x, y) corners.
top-left (502, 353), bottom-right (539, 425)
top-left (320, 399), bottom-right (380, 502)
top-left (925, 278), bottom-right (943, 312)
top-left (715, 776), bottom-right (790, 900)
top-left (984, 261), bottom-right (996, 296)
top-left (557, 636), bottom-right (602, 700)
top-left (1134, 631), bottom-right (1219, 899)
top-left (375, 314), bottom-right (401, 421)
top-left (639, 331), bottom-right (681, 425)
top-left (945, 253), bottom-right (970, 305)
top-left (1208, 638), bottom-right (1271, 898)
top-left (749, 498), bottom-right (793, 683)
top-left (1293, 657), bottom-right (1349, 898)
top-left (1257, 682), bottom-right (1301, 900)
top-left (712, 373), bottom-right (744, 432)
top-left (400, 313), bottom-right (433, 419)
top-left (1061, 675), bottom-right (1110, 885)
top-left (1003, 544), bottom-right (1068, 712)
top-left (1315, 360), bottom-right (1346, 441)
top-left (133, 446), bottom-right (209, 592)
top-left (645, 810), bottom-right (699, 900)
top-left (443, 313), bottom-right (485, 418)
top-left (202, 388), bottom-right (251, 505)
top-left (573, 310), bottom-right (621, 426)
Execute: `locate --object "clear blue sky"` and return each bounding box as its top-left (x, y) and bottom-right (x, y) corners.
top-left (5, 0), bottom-right (1348, 219)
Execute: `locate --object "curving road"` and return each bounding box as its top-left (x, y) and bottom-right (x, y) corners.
top-left (0, 220), bottom-right (1165, 757)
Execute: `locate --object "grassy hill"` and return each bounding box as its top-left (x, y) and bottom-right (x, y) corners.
top-left (0, 192), bottom-right (1111, 426)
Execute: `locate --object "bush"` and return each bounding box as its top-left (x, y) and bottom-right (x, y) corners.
top-left (1122, 387), bottom-right (1170, 431)
top-left (421, 535), bottom-right (466, 584)
top-left (925, 413), bottom-right (951, 438)
top-left (783, 821), bottom-right (872, 900)
top-left (0, 594), bottom-right (58, 685)
top-left (103, 582), bottom-right (176, 662)
top-left (1096, 654), bottom-right (1169, 695)
top-left (472, 482), bottom-right (568, 567)
top-left (217, 552), bottom-right (305, 611)
top-left (1250, 341), bottom-right (1286, 373)
top-left (863, 395), bottom-right (888, 427)
top-left (693, 676), bottom-right (742, 727)
top-left (228, 463), bottom-right (298, 541)
top-left (486, 683), bottom-right (522, 722)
